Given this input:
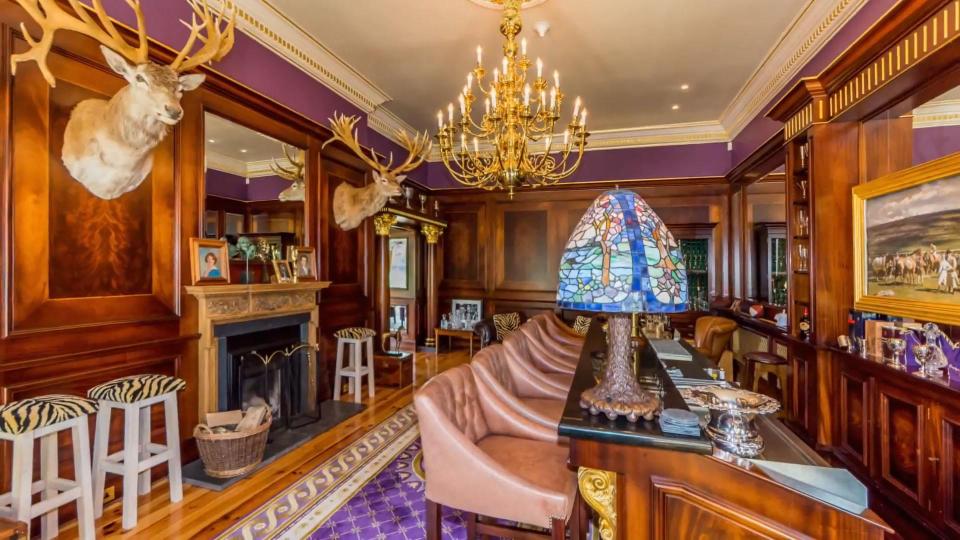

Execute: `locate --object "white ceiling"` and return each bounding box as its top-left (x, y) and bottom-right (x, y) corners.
top-left (205, 113), bottom-right (305, 176)
top-left (268, 0), bottom-right (807, 134)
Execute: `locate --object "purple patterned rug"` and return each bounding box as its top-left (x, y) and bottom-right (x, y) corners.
top-left (310, 439), bottom-right (467, 540)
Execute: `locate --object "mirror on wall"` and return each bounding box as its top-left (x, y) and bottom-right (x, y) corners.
top-left (744, 168), bottom-right (788, 305)
top-left (203, 112), bottom-right (307, 282)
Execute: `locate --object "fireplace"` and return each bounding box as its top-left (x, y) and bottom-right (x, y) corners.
top-left (214, 314), bottom-right (318, 429)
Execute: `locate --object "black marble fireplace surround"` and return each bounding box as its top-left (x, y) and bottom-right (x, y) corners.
top-left (214, 313), bottom-right (317, 429)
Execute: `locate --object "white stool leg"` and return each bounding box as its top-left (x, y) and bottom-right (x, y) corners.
top-left (164, 394), bottom-right (183, 504)
top-left (121, 404), bottom-right (140, 530)
top-left (11, 433), bottom-right (33, 535)
top-left (138, 404), bottom-right (151, 495)
top-left (366, 338), bottom-right (375, 398)
top-left (71, 418), bottom-right (95, 540)
top-left (333, 340), bottom-right (345, 401)
top-left (92, 406), bottom-right (110, 518)
top-left (352, 343), bottom-right (361, 404)
top-left (40, 431), bottom-right (59, 539)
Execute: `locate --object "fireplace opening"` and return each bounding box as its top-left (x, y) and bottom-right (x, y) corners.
top-left (215, 314), bottom-right (319, 431)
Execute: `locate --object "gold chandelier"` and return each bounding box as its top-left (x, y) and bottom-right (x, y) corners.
top-left (437, 0), bottom-right (589, 198)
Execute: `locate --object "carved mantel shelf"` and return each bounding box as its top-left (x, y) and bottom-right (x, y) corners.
top-left (185, 281), bottom-right (331, 414)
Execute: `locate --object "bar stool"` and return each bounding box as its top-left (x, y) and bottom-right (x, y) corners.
top-left (744, 351), bottom-right (790, 408)
top-left (88, 374), bottom-right (186, 531)
top-left (334, 327), bottom-right (376, 403)
top-left (0, 395), bottom-right (98, 539)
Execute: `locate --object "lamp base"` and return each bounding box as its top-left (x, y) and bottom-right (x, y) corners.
top-left (580, 313), bottom-right (661, 422)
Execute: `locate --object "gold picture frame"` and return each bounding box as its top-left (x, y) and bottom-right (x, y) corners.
top-left (287, 246), bottom-right (318, 281)
top-left (190, 238), bottom-right (230, 285)
top-left (853, 152), bottom-right (960, 325)
top-left (272, 260), bottom-right (294, 284)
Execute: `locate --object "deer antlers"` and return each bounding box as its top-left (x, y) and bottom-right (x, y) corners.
top-left (322, 113), bottom-right (432, 179)
top-left (270, 144), bottom-right (305, 182)
top-left (11, 0), bottom-right (235, 87)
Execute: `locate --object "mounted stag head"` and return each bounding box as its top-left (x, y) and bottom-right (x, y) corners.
top-left (322, 113), bottom-right (431, 231)
top-left (270, 144), bottom-right (306, 202)
top-left (11, 0), bottom-right (235, 199)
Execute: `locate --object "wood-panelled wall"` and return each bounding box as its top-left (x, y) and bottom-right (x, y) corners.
top-left (434, 179), bottom-right (731, 319)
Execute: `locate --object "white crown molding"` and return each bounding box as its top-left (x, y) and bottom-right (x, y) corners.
top-left (227, 0), bottom-right (392, 113)
top-left (368, 107), bottom-right (423, 147)
top-left (206, 152), bottom-right (288, 179)
top-left (719, 0), bottom-right (868, 139)
top-left (913, 99), bottom-right (960, 129)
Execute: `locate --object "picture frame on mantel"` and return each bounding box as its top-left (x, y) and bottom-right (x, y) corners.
top-left (288, 246), bottom-right (318, 282)
top-left (853, 152), bottom-right (960, 325)
top-left (190, 238), bottom-right (230, 285)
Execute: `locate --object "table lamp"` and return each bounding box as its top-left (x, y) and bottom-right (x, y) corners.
top-left (557, 189), bottom-right (688, 421)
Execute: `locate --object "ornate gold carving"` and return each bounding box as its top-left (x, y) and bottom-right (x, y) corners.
top-left (253, 291), bottom-right (316, 312)
top-left (374, 213), bottom-right (398, 236)
top-left (206, 297), bottom-right (250, 316)
top-left (421, 223), bottom-right (444, 244)
top-left (578, 467), bottom-right (617, 540)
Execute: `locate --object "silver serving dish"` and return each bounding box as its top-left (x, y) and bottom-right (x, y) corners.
top-left (680, 386), bottom-right (780, 458)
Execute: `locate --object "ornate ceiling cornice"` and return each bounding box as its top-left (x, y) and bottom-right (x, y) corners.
top-left (913, 99), bottom-right (960, 129)
top-left (206, 152), bottom-right (286, 179)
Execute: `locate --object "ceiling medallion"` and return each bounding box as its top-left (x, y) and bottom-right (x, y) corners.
top-left (439, 0), bottom-right (588, 198)
top-left (467, 0), bottom-right (548, 10)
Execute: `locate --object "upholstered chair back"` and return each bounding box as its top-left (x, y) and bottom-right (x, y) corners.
top-left (694, 316), bottom-right (738, 363)
top-left (416, 364), bottom-right (489, 444)
top-left (471, 345), bottom-right (519, 397)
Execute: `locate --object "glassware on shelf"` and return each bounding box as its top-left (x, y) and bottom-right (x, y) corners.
top-left (404, 186), bottom-right (415, 209)
top-left (796, 208), bottom-right (809, 237)
top-left (914, 343), bottom-right (947, 378)
top-left (796, 178), bottom-right (809, 202)
top-left (419, 194), bottom-right (427, 213)
top-left (886, 338), bottom-right (907, 370)
top-left (796, 244), bottom-right (809, 272)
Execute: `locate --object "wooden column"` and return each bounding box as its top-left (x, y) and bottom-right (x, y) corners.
top-left (422, 223), bottom-right (443, 347)
top-left (374, 213), bottom-right (397, 351)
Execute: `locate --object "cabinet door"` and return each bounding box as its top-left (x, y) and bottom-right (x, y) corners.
top-left (877, 382), bottom-right (929, 509)
top-left (838, 367), bottom-right (871, 472)
top-left (938, 405), bottom-right (960, 535)
top-left (788, 344), bottom-right (817, 441)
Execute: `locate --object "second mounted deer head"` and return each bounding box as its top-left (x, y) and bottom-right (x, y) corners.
top-left (270, 144), bottom-right (306, 202)
top-left (322, 113), bottom-right (432, 231)
top-left (11, 0), bottom-right (235, 199)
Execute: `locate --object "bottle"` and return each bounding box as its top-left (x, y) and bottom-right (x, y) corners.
top-left (798, 307), bottom-right (811, 341)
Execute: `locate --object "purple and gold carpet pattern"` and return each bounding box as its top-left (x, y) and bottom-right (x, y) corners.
top-left (309, 439), bottom-right (468, 539)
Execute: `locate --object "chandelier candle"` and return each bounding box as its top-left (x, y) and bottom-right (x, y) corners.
top-left (437, 0), bottom-right (589, 198)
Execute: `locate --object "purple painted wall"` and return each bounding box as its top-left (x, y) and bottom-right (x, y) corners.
top-left (731, 0), bottom-right (900, 165)
top-left (246, 175), bottom-right (292, 201)
top-left (914, 125), bottom-right (960, 165)
top-left (206, 170), bottom-right (291, 201)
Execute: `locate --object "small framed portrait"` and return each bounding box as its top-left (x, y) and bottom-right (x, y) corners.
top-left (190, 238), bottom-right (230, 285)
top-left (451, 298), bottom-right (483, 324)
top-left (273, 260), bottom-right (294, 283)
top-left (288, 246), bottom-right (318, 281)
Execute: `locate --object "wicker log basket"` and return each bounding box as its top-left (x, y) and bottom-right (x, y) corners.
top-left (194, 409), bottom-right (272, 478)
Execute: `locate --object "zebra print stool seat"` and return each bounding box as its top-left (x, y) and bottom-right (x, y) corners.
top-left (88, 374), bottom-right (186, 403)
top-left (333, 327), bottom-right (376, 404)
top-left (0, 395), bottom-right (96, 539)
top-left (89, 375), bottom-right (185, 530)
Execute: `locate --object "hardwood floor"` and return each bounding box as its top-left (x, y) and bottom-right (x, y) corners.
top-left (58, 349), bottom-right (472, 539)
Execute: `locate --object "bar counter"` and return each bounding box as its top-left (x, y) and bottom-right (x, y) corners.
top-left (560, 319), bottom-right (891, 539)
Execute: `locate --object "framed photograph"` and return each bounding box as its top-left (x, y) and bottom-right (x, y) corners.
top-left (273, 260), bottom-right (294, 284)
top-left (854, 152), bottom-right (960, 325)
top-left (451, 298), bottom-right (483, 324)
top-left (288, 246), bottom-right (318, 281)
top-left (389, 237), bottom-right (409, 289)
top-left (190, 238), bottom-right (230, 285)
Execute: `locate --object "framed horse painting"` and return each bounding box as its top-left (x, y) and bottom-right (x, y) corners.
top-left (854, 152), bottom-right (960, 325)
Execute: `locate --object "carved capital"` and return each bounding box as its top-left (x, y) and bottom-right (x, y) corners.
top-left (578, 467), bottom-right (617, 540)
top-left (421, 223), bottom-right (444, 244)
top-left (373, 213), bottom-right (397, 236)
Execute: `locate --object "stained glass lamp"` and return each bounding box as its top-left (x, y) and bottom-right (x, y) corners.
top-left (557, 189), bottom-right (688, 421)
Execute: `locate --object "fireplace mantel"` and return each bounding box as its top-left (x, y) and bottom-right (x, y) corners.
top-left (186, 281), bottom-right (331, 414)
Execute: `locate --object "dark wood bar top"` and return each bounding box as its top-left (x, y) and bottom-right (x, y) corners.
top-left (557, 318), bottom-right (713, 454)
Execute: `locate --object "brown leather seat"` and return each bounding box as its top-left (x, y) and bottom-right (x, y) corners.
top-left (471, 344), bottom-right (566, 430)
top-left (539, 312), bottom-right (587, 344)
top-left (502, 331), bottom-right (575, 389)
top-left (744, 351), bottom-right (790, 409)
top-left (693, 316), bottom-right (738, 363)
top-left (743, 351), bottom-right (787, 365)
top-left (415, 364), bottom-right (577, 539)
top-left (516, 317), bottom-right (580, 374)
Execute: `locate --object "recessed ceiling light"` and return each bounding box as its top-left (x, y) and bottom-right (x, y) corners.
top-left (534, 21), bottom-right (551, 37)
top-left (208, 138), bottom-right (216, 143)
top-left (240, 149), bottom-right (248, 153)
top-left (680, 84), bottom-right (690, 91)
top-left (671, 104), bottom-right (680, 110)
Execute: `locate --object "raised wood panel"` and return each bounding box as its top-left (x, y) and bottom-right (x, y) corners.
top-left (839, 368), bottom-right (870, 470)
top-left (441, 205), bottom-right (484, 288)
top-left (878, 382), bottom-right (927, 506)
top-left (653, 481), bottom-right (798, 539)
top-left (498, 207), bottom-right (550, 290)
top-left (789, 345), bottom-right (818, 441)
top-left (941, 408), bottom-right (960, 535)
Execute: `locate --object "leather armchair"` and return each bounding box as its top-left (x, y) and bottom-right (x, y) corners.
top-left (415, 364), bottom-right (577, 539)
top-left (515, 318), bottom-right (578, 375)
top-left (540, 312), bottom-right (587, 342)
top-left (471, 344), bottom-right (566, 430)
top-left (693, 316), bottom-right (738, 379)
top-left (474, 312), bottom-right (528, 349)
top-left (502, 331), bottom-right (575, 389)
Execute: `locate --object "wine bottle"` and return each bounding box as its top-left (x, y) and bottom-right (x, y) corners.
top-left (798, 307), bottom-right (811, 341)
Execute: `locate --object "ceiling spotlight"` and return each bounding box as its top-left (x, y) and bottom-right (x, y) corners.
top-left (208, 138), bottom-right (216, 143)
top-left (534, 21), bottom-right (550, 37)
top-left (680, 84), bottom-right (690, 91)
top-left (240, 149), bottom-right (248, 153)
top-left (671, 104), bottom-right (680, 110)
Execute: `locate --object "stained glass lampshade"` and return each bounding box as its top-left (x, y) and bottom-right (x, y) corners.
top-left (557, 189), bottom-right (688, 313)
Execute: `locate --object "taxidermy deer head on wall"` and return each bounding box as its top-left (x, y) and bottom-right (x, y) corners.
top-left (270, 144), bottom-right (306, 202)
top-left (322, 113), bottom-right (431, 231)
top-left (10, 0), bottom-right (236, 200)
